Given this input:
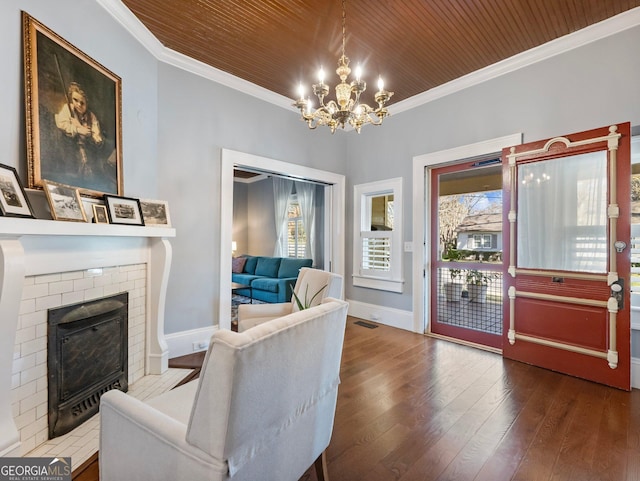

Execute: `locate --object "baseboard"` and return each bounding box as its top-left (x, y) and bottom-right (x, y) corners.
top-left (0, 439), bottom-right (21, 458)
top-left (346, 299), bottom-right (414, 332)
top-left (632, 356), bottom-right (640, 390)
top-left (165, 325), bottom-right (218, 358)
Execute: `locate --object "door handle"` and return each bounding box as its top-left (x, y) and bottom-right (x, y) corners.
top-left (610, 279), bottom-right (624, 310)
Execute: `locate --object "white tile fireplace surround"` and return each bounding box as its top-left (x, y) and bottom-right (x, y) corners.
top-left (0, 217), bottom-right (175, 458)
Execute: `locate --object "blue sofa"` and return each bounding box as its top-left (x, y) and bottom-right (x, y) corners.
top-left (232, 255), bottom-right (313, 303)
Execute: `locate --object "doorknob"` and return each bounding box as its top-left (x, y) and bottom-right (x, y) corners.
top-left (614, 241), bottom-right (627, 253)
top-left (610, 279), bottom-right (624, 310)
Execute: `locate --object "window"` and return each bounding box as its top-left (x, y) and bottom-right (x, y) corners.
top-left (517, 151), bottom-right (607, 273)
top-left (287, 196), bottom-right (307, 258)
top-left (473, 234), bottom-right (493, 249)
top-left (362, 237), bottom-right (391, 271)
top-left (353, 178), bottom-right (403, 292)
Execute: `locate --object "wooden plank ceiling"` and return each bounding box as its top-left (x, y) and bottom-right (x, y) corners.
top-left (121, 0), bottom-right (640, 105)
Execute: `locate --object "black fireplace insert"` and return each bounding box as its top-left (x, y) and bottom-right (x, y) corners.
top-left (47, 292), bottom-right (128, 438)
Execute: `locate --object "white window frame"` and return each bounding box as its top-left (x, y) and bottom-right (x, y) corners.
top-left (353, 177), bottom-right (404, 293)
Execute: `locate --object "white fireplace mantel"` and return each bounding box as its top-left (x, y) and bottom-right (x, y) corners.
top-left (0, 217), bottom-right (175, 238)
top-left (0, 217), bottom-right (175, 457)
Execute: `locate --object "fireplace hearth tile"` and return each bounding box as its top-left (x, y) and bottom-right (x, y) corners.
top-left (23, 367), bottom-right (191, 470)
top-left (12, 264), bottom-right (149, 452)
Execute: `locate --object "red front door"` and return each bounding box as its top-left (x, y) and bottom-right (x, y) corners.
top-left (502, 123), bottom-right (631, 390)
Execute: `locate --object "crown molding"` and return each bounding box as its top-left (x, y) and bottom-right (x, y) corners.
top-left (95, 0), bottom-right (292, 110)
top-left (157, 47), bottom-right (293, 109)
top-left (390, 6), bottom-right (640, 116)
top-left (96, 0), bottom-right (164, 54)
top-left (98, 1), bottom-right (640, 117)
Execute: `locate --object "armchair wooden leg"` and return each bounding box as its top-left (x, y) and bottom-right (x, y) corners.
top-left (313, 450), bottom-right (329, 481)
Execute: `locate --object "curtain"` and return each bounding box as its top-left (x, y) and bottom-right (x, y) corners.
top-left (273, 177), bottom-right (294, 256)
top-left (295, 180), bottom-right (316, 262)
top-left (517, 151), bottom-right (607, 273)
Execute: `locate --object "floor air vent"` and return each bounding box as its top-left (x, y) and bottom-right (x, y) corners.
top-left (354, 320), bottom-right (379, 329)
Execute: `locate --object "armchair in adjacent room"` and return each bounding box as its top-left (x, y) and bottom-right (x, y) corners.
top-left (100, 298), bottom-right (349, 481)
top-left (237, 267), bottom-right (343, 332)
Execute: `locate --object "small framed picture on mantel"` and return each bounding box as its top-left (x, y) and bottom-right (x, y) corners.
top-left (92, 204), bottom-right (109, 224)
top-left (0, 163), bottom-right (35, 218)
top-left (140, 199), bottom-right (171, 227)
top-left (42, 180), bottom-right (87, 222)
top-left (104, 195), bottom-right (145, 226)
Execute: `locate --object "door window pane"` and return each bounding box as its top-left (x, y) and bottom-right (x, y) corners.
top-left (517, 151), bottom-right (607, 273)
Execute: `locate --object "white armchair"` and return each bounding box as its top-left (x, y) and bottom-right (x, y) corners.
top-left (237, 267), bottom-right (343, 332)
top-left (100, 298), bottom-right (349, 481)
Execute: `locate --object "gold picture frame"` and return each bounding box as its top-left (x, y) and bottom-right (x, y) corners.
top-left (92, 204), bottom-right (109, 224)
top-left (23, 12), bottom-right (123, 198)
top-left (42, 180), bottom-right (87, 222)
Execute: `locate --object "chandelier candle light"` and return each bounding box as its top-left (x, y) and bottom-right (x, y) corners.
top-left (293, 0), bottom-right (393, 133)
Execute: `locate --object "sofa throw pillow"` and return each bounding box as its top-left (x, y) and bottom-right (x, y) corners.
top-left (255, 257), bottom-right (282, 278)
top-left (231, 257), bottom-right (247, 273)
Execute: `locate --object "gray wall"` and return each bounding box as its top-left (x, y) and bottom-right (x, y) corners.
top-left (233, 178), bottom-right (276, 257)
top-left (1, 1), bottom-right (347, 336)
top-left (247, 177), bottom-right (276, 256)
top-left (232, 181), bottom-right (248, 254)
top-left (3, 1), bottom-right (640, 338)
top-left (156, 63), bottom-right (345, 332)
top-left (344, 24), bottom-right (640, 312)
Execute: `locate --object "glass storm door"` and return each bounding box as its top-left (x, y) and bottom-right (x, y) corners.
top-left (502, 124), bottom-right (631, 390)
top-left (431, 160), bottom-right (504, 349)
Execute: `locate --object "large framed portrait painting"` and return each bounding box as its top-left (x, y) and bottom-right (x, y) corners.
top-left (23, 12), bottom-right (123, 198)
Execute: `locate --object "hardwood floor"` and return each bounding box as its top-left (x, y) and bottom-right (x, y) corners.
top-left (73, 317), bottom-right (640, 480)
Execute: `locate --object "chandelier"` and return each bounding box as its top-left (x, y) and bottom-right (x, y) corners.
top-left (293, 0), bottom-right (393, 134)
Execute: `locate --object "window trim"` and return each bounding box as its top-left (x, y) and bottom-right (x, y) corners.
top-left (353, 177), bottom-right (404, 293)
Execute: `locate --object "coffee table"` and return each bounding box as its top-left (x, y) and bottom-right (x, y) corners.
top-left (231, 281), bottom-right (252, 303)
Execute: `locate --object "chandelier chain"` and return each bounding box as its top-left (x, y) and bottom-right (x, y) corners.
top-left (341, 0), bottom-right (346, 59)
